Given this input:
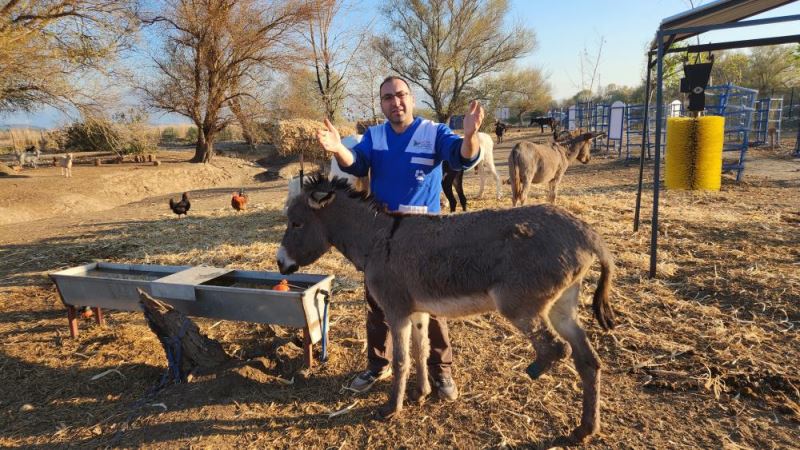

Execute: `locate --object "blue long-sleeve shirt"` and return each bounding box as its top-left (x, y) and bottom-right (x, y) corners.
top-left (341, 117), bottom-right (481, 213)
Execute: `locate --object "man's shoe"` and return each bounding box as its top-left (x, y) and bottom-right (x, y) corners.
top-left (431, 374), bottom-right (459, 401)
top-left (347, 368), bottom-right (391, 393)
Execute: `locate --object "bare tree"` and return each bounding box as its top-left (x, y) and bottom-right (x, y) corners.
top-left (273, 68), bottom-right (327, 120)
top-left (140, 0), bottom-right (312, 163)
top-left (305, 0), bottom-right (371, 122)
top-left (373, 0), bottom-right (534, 124)
top-left (0, 1), bottom-right (138, 114)
top-left (227, 76), bottom-right (272, 148)
top-left (572, 34), bottom-right (605, 102)
top-left (346, 34), bottom-right (385, 121)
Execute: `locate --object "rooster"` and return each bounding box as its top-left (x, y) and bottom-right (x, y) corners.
top-left (169, 192), bottom-right (191, 218)
top-left (231, 189), bottom-right (248, 213)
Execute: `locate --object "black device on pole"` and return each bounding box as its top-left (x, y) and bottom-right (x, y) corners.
top-left (679, 56), bottom-right (714, 112)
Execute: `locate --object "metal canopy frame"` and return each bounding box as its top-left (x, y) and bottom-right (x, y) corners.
top-left (634, 1), bottom-right (800, 278)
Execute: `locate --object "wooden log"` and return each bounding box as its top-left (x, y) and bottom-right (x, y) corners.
top-left (137, 289), bottom-right (230, 379)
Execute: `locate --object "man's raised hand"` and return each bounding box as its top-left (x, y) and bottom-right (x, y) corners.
top-left (463, 100), bottom-right (485, 137)
top-left (317, 118), bottom-right (343, 154)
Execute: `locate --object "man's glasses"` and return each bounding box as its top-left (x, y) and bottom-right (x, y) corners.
top-left (380, 91), bottom-right (410, 102)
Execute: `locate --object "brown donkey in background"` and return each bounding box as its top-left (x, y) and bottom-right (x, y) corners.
top-left (509, 132), bottom-right (604, 205)
top-left (278, 176), bottom-right (615, 442)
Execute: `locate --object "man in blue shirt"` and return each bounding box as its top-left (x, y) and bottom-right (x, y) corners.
top-left (317, 76), bottom-right (484, 400)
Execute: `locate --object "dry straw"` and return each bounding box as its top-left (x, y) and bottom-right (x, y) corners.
top-left (0, 139), bottom-right (797, 448)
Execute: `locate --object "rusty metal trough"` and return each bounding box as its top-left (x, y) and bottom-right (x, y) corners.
top-left (50, 262), bottom-right (334, 368)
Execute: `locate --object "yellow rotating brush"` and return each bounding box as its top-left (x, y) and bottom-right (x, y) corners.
top-left (665, 116), bottom-right (725, 190)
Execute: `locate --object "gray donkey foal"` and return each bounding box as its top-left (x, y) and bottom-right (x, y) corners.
top-left (277, 176), bottom-right (615, 442)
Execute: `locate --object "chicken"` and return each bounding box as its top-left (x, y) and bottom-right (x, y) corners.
top-left (231, 189), bottom-right (248, 212)
top-left (169, 192), bottom-right (191, 218)
top-left (78, 306), bottom-right (93, 319)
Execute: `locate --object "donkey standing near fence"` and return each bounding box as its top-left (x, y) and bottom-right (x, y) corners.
top-left (278, 176), bottom-right (616, 442)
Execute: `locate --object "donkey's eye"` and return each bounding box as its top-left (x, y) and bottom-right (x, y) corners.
top-left (291, 222), bottom-right (303, 229)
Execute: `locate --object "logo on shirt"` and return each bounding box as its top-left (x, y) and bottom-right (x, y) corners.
top-left (411, 139), bottom-right (432, 150)
top-left (414, 169), bottom-right (425, 182)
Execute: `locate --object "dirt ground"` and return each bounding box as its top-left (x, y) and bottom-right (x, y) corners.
top-left (0, 132), bottom-right (798, 449)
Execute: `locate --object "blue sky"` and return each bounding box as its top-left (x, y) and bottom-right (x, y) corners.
top-left (5, 0), bottom-right (800, 127)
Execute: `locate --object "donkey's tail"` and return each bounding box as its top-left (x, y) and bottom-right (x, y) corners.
top-left (591, 237), bottom-right (616, 331)
top-left (510, 145), bottom-right (522, 202)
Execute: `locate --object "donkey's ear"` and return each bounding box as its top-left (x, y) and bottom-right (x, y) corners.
top-left (588, 132), bottom-right (606, 140)
top-left (308, 190), bottom-right (336, 209)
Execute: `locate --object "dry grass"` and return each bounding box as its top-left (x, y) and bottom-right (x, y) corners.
top-left (0, 140), bottom-right (798, 448)
top-left (0, 128), bottom-right (43, 153)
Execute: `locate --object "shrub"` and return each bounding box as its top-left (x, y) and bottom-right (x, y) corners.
top-left (186, 126), bottom-right (198, 142)
top-left (64, 119), bottom-right (122, 152)
top-left (161, 127), bottom-right (178, 142)
top-left (63, 117), bottom-right (158, 155)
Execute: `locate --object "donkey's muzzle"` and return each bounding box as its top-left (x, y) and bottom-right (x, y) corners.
top-left (276, 246), bottom-right (299, 275)
top-left (278, 261), bottom-right (298, 275)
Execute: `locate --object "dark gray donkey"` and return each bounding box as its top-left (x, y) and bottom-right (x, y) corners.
top-left (277, 176), bottom-right (615, 442)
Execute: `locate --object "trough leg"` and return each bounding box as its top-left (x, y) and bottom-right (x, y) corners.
top-left (67, 306), bottom-right (78, 338)
top-left (302, 326), bottom-right (314, 369)
top-left (92, 307), bottom-right (105, 326)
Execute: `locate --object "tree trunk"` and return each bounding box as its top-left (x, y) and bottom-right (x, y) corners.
top-left (325, 101), bottom-right (336, 123)
top-left (229, 97), bottom-right (257, 149)
top-left (191, 131), bottom-right (214, 163)
top-left (137, 289), bottom-right (230, 380)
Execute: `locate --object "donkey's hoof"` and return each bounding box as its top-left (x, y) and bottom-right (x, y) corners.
top-left (526, 361), bottom-right (548, 380)
top-left (526, 357), bottom-right (560, 379)
top-left (409, 386), bottom-right (431, 403)
top-left (376, 404), bottom-right (400, 420)
top-left (569, 423), bottom-right (599, 443)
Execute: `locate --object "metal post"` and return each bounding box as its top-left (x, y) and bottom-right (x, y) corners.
top-left (302, 326), bottom-right (313, 369)
top-left (92, 307), bottom-right (105, 326)
top-left (789, 87), bottom-right (795, 120)
top-left (650, 31), bottom-right (666, 278)
top-left (634, 58), bottom-right (653, 232)
top-left (67, 306), bottom-right (79, 338)
top-left (794, 122), bottom-right (800, 157)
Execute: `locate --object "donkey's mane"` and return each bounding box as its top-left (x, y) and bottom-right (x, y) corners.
top-left (302, 172), bottom-right (382, 211)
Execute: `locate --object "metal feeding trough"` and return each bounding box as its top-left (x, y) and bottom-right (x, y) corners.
top-left (50, 262), bottom-right (334, 368)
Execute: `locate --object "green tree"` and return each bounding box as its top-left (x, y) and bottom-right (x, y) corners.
top-left (710, 51), bottom-right (749, 86)
top-left (742, 45), bottom-right (799, 95)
